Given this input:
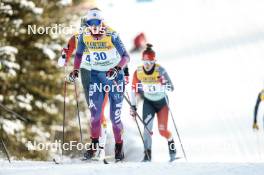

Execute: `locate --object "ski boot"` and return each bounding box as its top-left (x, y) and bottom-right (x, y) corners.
top-left (142, 149), bottom-right (151, 162)
top-left (83, 138), bottom-right (99, 160)
top-left (115, 142), bottom-right (124, 161)
top-left (93, 146), bottom-right (105, 161)
top-left (94, 125), bottom-right (107, 161)
top-left (168, 139), bottom-right (177, 161)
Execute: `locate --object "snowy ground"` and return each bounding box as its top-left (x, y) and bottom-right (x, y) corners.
top-left (1, 160), bottom-right (264, 175)
top-left (2, 0), bottom-right (264, 174)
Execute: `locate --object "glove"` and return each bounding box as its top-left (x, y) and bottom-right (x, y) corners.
top-left (253, 122), bottom-right (259, 130)
top-left (157, 75), bottom-right (167, 85)
top-left (106, 66), bottom-right (121, 80)
top-left (58, 50), bottom-right (67, 67)
top-left (130, 105), bottom-right (137, 118)
top-left (124, 66), bottom-right (129, 85)
top-left (68, 69), bottom-right (79, 83)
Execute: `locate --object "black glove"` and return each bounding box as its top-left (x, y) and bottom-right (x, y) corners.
top-left (106, 66), bottom-right (121, 80)
top-left (130, 105), bottom-right (137, 118)
top-left (124, 66), bottom-right (129, 77)
top-left (68, 69), bottom-right (79, 83)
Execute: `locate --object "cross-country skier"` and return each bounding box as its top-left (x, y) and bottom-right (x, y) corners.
top-left (70, 8), bottom-right (130, 161)
top-left (130, 44), bottom-right (177, 162)
top-left (58, 16), bottom-right (129, 160)
top-left (58, 17), bottom-right (109, 160)
top-left (253, 89), bottom-right (264, 130)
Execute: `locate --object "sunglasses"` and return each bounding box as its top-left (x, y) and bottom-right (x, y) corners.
top-left (86, 19), bottom-right (102, 26)
top-left (143, 60), bottom-right (155, 65)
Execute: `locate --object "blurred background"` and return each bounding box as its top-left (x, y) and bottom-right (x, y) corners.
top-left (1, 0), bottom-right (264, 162)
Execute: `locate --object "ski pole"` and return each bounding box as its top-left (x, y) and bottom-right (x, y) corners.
top-left (61, 67), bottom-right (67, 161)
top-left (164, 95), bottom-right (187, 161)
top-left (1, 138), bottom-right (11, 163)
top-left (111, 79), bottom-right (153, 136)
top-left (73, 80), bottom-right (83, 144)
top-left (123, 94), bottom-right (153, 136)
top-left (0, 103), bottom-right (30, 122)
top-left (125, 92), bottom-right (151, 160)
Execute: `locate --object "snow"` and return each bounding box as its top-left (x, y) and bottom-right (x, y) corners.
top-left (19, 0), bottom-right (43, 15)
top-left (0, 161), bottom-right (264, 175)
top-left (17, 102), bottom-right (32, 111)
top-left (17, 94), bottom-right (34, 104)
top-left (57, 0), bottom-right (72, 7)
top-left (1, 119), bottom-right (24, 135)
top-left (0, 46), bottom-right (20, 77)
top-left (31, 126), bottom-right (50, 141)
top-left (34, 43), bottom-right (57, 60)
top-left (0, 3), bottom-right (13, 15)
top-left (12, 19), bottom-right (23, 29)
top-left (0, 46), bottom-right (18, 55)
top-left (0, 95), bottom-right (3, 102)
top-left (43, 48), bottom-right (56, 60)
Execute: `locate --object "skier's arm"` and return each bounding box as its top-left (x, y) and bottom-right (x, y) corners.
top-left (254, 93), bottom-right (261, 123)
top-left (111, 33), bottom-right (130, 69)
top-left (159, 66), bottom-right (174, 91)
top-left (73, 33), bottom-right (85, 70)
top-left (64, 35), bottom-right (76, 64)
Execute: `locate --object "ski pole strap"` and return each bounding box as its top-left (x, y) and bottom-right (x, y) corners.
top-left (123, 94), bottom-right (153, 136)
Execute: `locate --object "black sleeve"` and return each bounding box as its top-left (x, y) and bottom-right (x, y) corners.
top-left (254, 93), bottom-right (261, 123)
top-left (123, 66), bottom-right (129, 76)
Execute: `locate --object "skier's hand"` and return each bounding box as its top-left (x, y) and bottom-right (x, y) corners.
top-left (124, 67), bottom-right (129, 85)
top-left (67, 69), bottom-right (79, 83)
top-left (157, 75), bottom-right (167, 85)
top-left (130, 105), bottom-right (137, 118)
top-left (58, 49), bottom-right (67, 67)
top-left (253, 122), bottom-right (259, 131)
top-left (125, 76), bottom-right (129, 85)
top-left (106, 66), bottom-right (121, 80)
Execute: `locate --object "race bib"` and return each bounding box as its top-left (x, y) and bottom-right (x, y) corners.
top-left (142, 84), bottom-right (164, 94)
top-left (89, 49), bottom-right (120, 71)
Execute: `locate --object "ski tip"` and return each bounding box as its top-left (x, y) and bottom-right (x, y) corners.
top-left (53, 158), bottom-right (60, 164)
top-left (169, 157), bottom-right (182, 162)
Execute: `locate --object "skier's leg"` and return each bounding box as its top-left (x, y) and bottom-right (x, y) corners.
top-left (142, 99), bottom-right (155, 161)
top-left (94, 93), bottom-right (108, 160)
top-left (84, 72), bottom-right (105, 159)
top-left (157, 104), bottom-right (176, 159)
top-left (108, 73), bottom-right (125, 160)
top-left (109, 87), bottom-right (124, 144)
top-left (157, 105), bottom-right (171, 139)
top-left (89, 82), bottom-right (105, 140)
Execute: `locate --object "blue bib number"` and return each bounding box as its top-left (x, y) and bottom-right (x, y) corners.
top-left (93, 52), bottom-right (107, 61)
